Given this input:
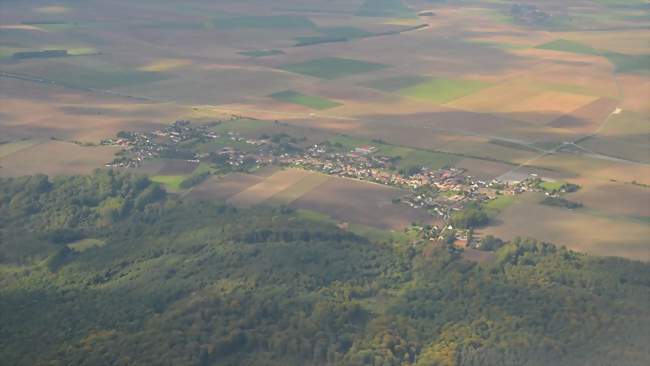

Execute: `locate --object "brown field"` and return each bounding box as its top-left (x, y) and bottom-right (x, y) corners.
top-left (547, 98), bottom-right (619, 131)
top-left (0, 140), bottom-right (119, 177)
top-left (617, 74), bottom-right (650, 114)
top-left (291, 176), bottom-right (434, 230)
top-left (265, 172), bottom-right (331, 205)
top-left (456, 157), bottom-right (571, 181)
top-left (479, 193), bottom-right (650, 261)
top-left (567, 179), bottom-right (650, 218)
top-left (0, 79), bottom-right (185, 142)
top-left (187, 173), bottom-right (263, 201)
top-left (227, 169), bottom-right (320, 208)
top-left (530, 154), bottom-right (650, 185)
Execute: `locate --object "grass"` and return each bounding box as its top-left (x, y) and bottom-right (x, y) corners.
top-left (399, 77), bottom-right (493, 104)
top-left (398, 150), bottom-right (461, 170)
top-left (33, 63), bottom-right (168, 89)
top-left (536, 39), bottom-right (599, 55)
top-left (319, 26), bottom-right (373, 38)
top-left (280, 57), bottom-right (388, 79)
top-left (603, 52), bottom-right (650, 74)
top-left (68, 238), bottom-right (106, 252)
top-left (539, 181), bottom-right (566, 191)
top-left (210, 119), bottom-right (271, 134)
top-left (238, 49), bottom-right (284, 58)
top-left (356, 0), bottom-right (416, 18)
top-left (348, 223), bottom-right (410, 244)
top-left (269, 90), bottom-right (342, 110)
top-left (150, 175), bottom-right (186, 191)
top-left (294, 26), bottom-right (373, 46)
top-left (362, 75), bottom-right (428, 92)
top-left (213, 15), bottom-right (315, 30)
top-left (483, 195), bottom-right (516, 217)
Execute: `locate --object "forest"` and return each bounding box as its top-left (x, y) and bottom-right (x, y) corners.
top-left (0, 170), bottom-right (649, 366)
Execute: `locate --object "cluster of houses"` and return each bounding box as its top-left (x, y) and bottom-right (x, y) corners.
top-left (103, 121), bottom-right (547, 228)
top-left (281, 143), bottom-right (540, 220)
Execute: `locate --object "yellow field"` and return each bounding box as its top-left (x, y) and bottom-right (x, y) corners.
top-left (139, 59), bottom-right (193, 72)
top-left (449, 79), bottom-right (600, 125)
top-left (0, 140), bottom-right (37, 158)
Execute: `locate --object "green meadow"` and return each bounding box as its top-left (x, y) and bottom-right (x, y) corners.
top-left (399, 77), bottom-right (493, 104)
top-left (237, 49), bottom-right (284, 58)
top-left (362, 75), bottom-right (428, 92)
top-left (536, 39), bottom-right (599, 55)
top-left (269, 90), bottom-right (341, 110)
top-left (281, 57), bottom-right (388, 79)
top-left (210, 119), bottom-right (271, 134)
top-left (67, 238), bottom-right (106, 252)
top-left (150, 175), bottom-right (186, 190)
top-left (34, 63), bottom-right (168, 89)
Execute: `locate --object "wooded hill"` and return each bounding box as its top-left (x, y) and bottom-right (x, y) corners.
top-left (1, 171), bottom-right (648, 366)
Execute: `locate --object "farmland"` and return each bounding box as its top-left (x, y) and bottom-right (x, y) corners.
top-left (269, 90), bottom-right (342, 110)
top-left (1, 1), bottom-right (650, 365)
top-left (0, 0), bottom-right (647, 260)
top-left (280, 57), bottom-right (388, 79)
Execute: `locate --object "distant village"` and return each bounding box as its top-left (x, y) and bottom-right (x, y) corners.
top-left (103, 120), bottom-right (566, 248)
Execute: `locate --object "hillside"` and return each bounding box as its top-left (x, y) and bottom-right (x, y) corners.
top-left (0, 171), bottom-right (649, 366)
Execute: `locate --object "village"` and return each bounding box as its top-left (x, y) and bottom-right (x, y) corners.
top-left (102, 120), bottom-right (555, 248)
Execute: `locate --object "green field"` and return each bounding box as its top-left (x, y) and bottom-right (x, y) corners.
top-left (398, 150), bottom-right (461, 170)
top-left (399, 77), bottom-right (493, 104)
top-left (269, 90), bottom-right (342, 110)
top-left (237, 49), bottom-right (284, 58)
top-left (280, 57), bottom-right (388, 79)
top-left (210, 119), bottom-right (272, 134)
top-left (294, 26), bottom-right (374, 46)
top-left (28, 63), bottom-right (168, 89)
top-left (356, 0), bottom-right (416, 18)
top-left (67, 238), bottom-right (106, 252)
top-left (539, 181), bottom-right (567, 191)
top-left (319, 26), bottom-right (373, 38)
top-left (483, 195), bottom-right (516, 217)
top-left (536, 39), bottom-right (599, 55)
top-left (150, 175), bottom-right (186, 190)
top-left (362, 75), bottom-right (428, 92)
top-left (212, 15), bottom-right (315, 30)
top-left (603, 52), bottom-right (650, 74)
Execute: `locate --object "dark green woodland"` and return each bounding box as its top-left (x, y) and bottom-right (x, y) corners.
top-left (1, 171), bottom-right (648, 366)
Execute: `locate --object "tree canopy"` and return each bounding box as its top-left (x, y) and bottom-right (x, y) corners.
top-left (0, 171), bottom-right (648, 366)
